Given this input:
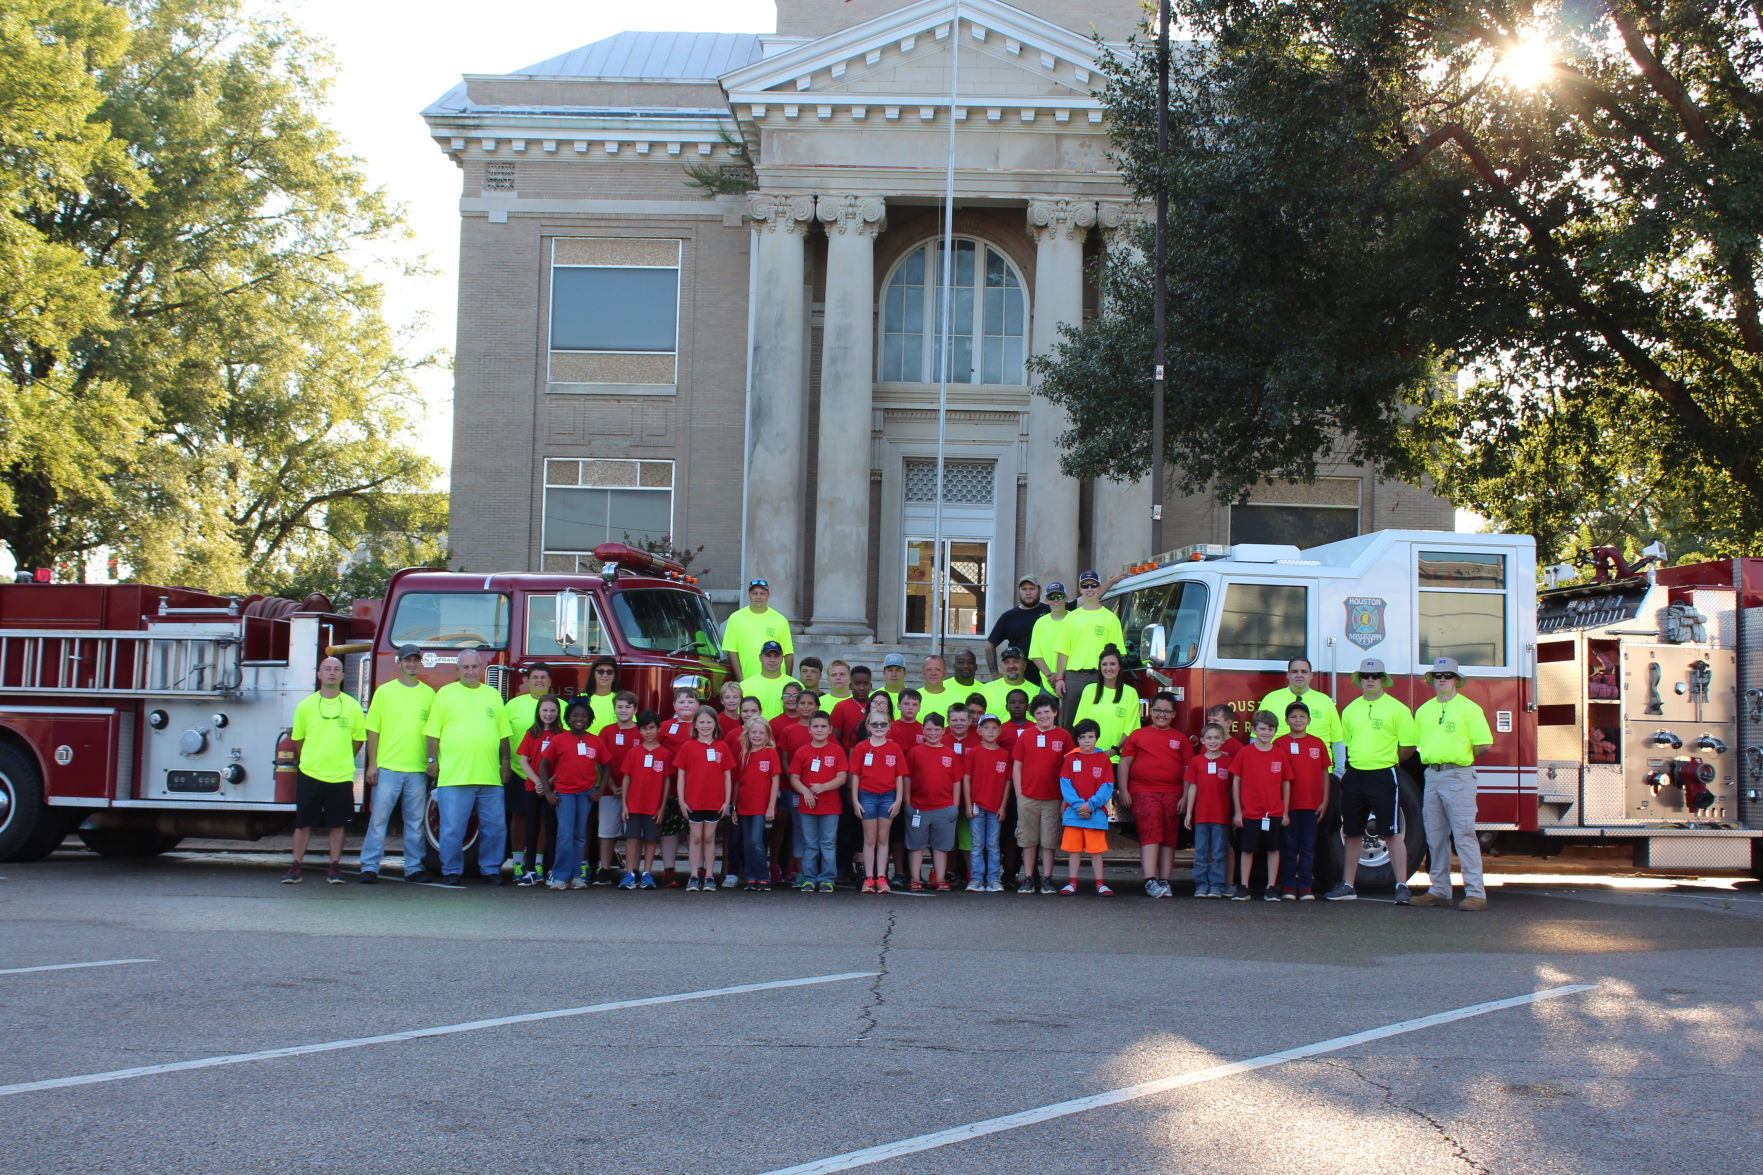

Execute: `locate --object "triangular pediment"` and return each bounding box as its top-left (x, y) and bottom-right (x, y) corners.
top-left (722, 0), bottom-right (1108, 109)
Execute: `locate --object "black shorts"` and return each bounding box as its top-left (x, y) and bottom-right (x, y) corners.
top-left (688, 809), bottom-right (721, 824)
top-left (1340, 766), bottom-right (1403, 836)
top-left (1235, 819), bottom-right (1283, 855)
top-left (294, 773), bottom-right (354, 829)
top-left (622, 814), bottom-right (659, 842)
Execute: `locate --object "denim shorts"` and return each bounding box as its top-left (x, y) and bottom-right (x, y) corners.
top-left (858, 789), bottom-right (897, 820)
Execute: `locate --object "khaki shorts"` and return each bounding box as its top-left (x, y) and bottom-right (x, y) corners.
top-left (1015, 796), bottom-right (1062, 849)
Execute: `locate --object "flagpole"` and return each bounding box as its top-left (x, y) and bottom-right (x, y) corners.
top-left (1151, 0), bottom-right (1170, 555)
top-left (932, 2), bottom-right (961, 658)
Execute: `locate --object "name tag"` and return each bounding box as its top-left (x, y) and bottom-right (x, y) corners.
top-left (1207, 761), bottom-right (1217, 775)
top-left (811, 758), bottom-right (822, 771)
top-left (643, 754), bottom-right (654, 769)
top-left (1289, 741), bottom-right (1299, 755)
top-left (1037, 735), bottom-right (1046, 748)
top-left (864, 752), bottom-right (874, 766)
top-left (1261, 816), bottom-right (1271, 831)
top-left (706, 748), bottom-right (718, 763)
top-left (575, 743), bottom-right (587, 757)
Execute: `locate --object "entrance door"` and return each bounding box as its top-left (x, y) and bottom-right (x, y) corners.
top-left (904, 538), bottom-right (990, 637)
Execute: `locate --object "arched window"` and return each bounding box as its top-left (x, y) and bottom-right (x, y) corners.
top-left (880, 238), bottom-right (1027, 385)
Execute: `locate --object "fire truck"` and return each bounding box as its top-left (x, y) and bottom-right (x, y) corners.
top-left (1107, 529), bottom-right (1763, 887)
top-left (0, 543), bottom-right (726, 862)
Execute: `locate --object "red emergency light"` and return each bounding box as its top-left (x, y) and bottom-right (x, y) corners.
top-left (593, 542), bottom-right (695, 583)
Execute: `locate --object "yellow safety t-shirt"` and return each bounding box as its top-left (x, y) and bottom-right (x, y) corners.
top-left (1057, 606), bottom-right (1126, 673)
top-left (1258, 686), bottom-right (1343, 745)
top-left (1340, 693), bottom-right (1418, 770)
top-left (1413, 693), bottom-right (1494, 766)
top-left (292, 691), bottom-right (366, 784)
top-left (364, 680), bottom-right (434, 773)
top-left (425, 681), bottom-right (512, 787)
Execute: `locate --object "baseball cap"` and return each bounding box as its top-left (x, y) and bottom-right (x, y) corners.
top-left (978, 713), bottom-right (1002, 725)
top-left (748, 578), bottom-right (769, 589)
top-left (760, 640), bottom-right (784, 655)
top-left (394, 644), bottom-right (422, 659)
top-left (1017, 574), bottom-right (1040, 587)
top-left (1353, 658), bottom-right (1388, 682)
top-left (1078, 569), bottom-right (1101, 586)
top-left (1045, 581), bottom-right (1067, 596)
top-left (1426, 657), bottom-right (1461, 679)
top-left (881, 653), bottom-right (906, 669)
top-left (998, 644), bottom-right (1025, 660)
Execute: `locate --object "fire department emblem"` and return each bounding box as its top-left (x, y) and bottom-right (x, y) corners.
top-left (1344, 597), bottom-right (1387, 649)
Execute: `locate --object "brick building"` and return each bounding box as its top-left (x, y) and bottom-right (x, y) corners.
top-left (421, 0), bottom-right (1452, 642)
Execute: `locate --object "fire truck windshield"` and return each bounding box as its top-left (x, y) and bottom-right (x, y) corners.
top-left (610, 588), bottom-right (721, 658)
top-left (386, 592), bottom-right (512, 650)
top-left (1117, 580), bottom-right (1209, 668)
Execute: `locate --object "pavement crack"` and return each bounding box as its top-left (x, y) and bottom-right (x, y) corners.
top-left (1317, 1058), bottom-right (1490, 1175)
top-left (853, 908), bottom-right (897, 1044)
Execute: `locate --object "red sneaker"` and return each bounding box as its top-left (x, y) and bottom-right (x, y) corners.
top-left (875, 877), bottom-right (892, 894)
top-left (908, 879), bottom-right (924, 891)
top-left (861, 877), bottom-right (876, 894)
top-left (933, 873), bottom-right (951, 892)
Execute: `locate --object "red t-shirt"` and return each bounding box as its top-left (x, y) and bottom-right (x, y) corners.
top-left (887, 718), bottom-right (924, 747)
top-left (1061, 749), bottom-right (1114, 803)
top-left (659, 716), bottom-right (696, 751)
top-left (715, 712), bottom-right (742, 741)
top-left (735, 746), bottom-right (782, 817)
top-left (515, 731), bottom-right (555, 792)
top-left (1229, 742), bottom-right (1291, 818)
top-left (999, 719), bottom-right (1032, 749)
top-left (1184, 753), bottom-right (1233, 824)
top-left (906, 743), bottom-right (963, 810)
top-left (1120, 726), bottom-right (1190, 794)
top-left (673, 738), bottom-right (731, 811)
top-left (967, 744), bottom-right (1013, 813)
top-left (540, 730), bottom-right (606, 795)
top-left (831, 696), bottom-right (871, 746)
top-left (852, 740), bottom-right (907, 794)
top-left (1283, 733), bottom-right (1330, 811)
top-left (771, 715), bottom-right (813, 759)
top-left (1011, 725), bottom-right (1074, 801)
top-left (790, 742), bottom-right (848, 815)
top-left (599, 725), bottom-right (640, 796)
top-left (620, 742), bottom-right (672, 817)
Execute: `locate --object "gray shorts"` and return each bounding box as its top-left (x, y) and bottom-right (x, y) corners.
top-left (597, 796), bottom-right (624, 838)
top-left (904, 805), bottom-right (958, 851)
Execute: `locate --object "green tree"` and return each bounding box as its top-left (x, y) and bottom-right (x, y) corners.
top-left (1037, 1), bottom-right (1763, 563)
top-left (0, 0), bottom-right (438, 588)
top-left (261, 490), bottom-right (449, 607)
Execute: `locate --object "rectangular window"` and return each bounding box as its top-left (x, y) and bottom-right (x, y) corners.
top-left (1418, 550), bottom-right (1507, 666)
top-left (386, 592), bottom-right (511, 650)
top-left (1229, 477), bottom-right (1360, 548)
top-left (524, 592), bottom-right (606, 658)
top-left (543, 459), bottom-right (674, 554)
top-left (548, 238), bottom-right (680, 387)
top-left (1216, 583), bottom-right (1307, 662)
top-left (1117, 580), bottom-right (1210, 668)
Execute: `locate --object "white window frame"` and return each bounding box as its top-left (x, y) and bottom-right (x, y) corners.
top-left (878, 237), bottom-right (1028, 386)
top-left (541, 459), bottom-right (675, 556)
top-left (1413, 550), bottom-right (1510, 669)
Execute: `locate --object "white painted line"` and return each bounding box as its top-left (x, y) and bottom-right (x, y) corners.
top-left (756, 983), bottom-right (1599, 1175)
top-left (0, 970), bottom-right (875, 1099)
top-left (0, 958), bottom-right (155, 977)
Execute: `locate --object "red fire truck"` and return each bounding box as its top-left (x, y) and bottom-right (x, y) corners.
top-left (0, 543), bottom-right (726, 862)
top-left (1108, 530), bottom-right (1762, 886)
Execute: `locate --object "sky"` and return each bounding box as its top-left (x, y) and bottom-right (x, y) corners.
top-left (278, 0), bottom-right (781, 471)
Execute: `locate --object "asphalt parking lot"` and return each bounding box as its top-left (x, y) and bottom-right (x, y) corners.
top-left (2, 848), bottom-right (1759, 1175)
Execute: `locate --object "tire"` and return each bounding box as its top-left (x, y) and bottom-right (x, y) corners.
top-left (0, 743), bottom-right (69, 862)
top-left (77, 828), bottom-right (184, 857)
top-left (1347, 774), bottom-right (1426, 892)
top-left (424, 788), bottom-right (478, 872)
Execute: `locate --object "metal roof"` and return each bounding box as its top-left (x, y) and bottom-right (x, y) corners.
top-left (516, 31), bottom-right (763, 81)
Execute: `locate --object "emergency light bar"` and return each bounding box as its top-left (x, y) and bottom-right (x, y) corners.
top-left (1121, 543), bottom-right (1230, 576)
top-left (593, 542), bottom-right (698, 584)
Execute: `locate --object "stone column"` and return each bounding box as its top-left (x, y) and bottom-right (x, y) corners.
top-left (808, 194), bottom-right (886, 638)
top-left (1092, 200), bottom-right (1155, 572)
top-left (1024, 198), bottom-right (1096, 583)
top-left (743, 192), bottom-right (816, 618)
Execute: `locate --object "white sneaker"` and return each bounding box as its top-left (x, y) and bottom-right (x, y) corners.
top-left (987, 880), bottom-right (1005, 892)
top-left (568, 877), bottom-right (587, 890)
top-left (965, 879), bottom-right (982, 891)
top-left (1144, 879), bottom-right (1160, 897)
top-left (722, 873), bottom-right (739, 888)
top-left (546, 879), bottom-right (567, 890)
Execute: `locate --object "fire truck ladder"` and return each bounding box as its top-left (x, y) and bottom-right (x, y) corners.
top-left (0, 630), bottom-right (244, 698)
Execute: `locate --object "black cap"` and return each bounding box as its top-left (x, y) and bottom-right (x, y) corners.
top-left (760, 640), bottom-right (784, 655)
top-left (395, 644), bottom-right (422, 659)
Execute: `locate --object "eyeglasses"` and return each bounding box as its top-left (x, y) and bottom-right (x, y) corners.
top-left (594, 667), bottom-right (616, 675)
top-left (1435, 673), bottom-right (1459, 680)
top-left (1080, 583), bottom-right (1100, 590)
top-left (1362, 674), bottom-right (1386, 682)
top-left (867, 721), bottom-right (889, 728)
top-left (1046, 593), bottom-right (1066, 601)
top-left (1150, 707), bottom-right (1176, 715)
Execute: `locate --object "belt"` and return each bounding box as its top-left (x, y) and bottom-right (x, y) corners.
top-left (1424, 762), bottom-right (1471, 769)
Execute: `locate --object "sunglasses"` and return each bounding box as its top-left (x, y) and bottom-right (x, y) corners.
top-left (1361, 674), bottom-right (1387, 682)
top-left (1434, 673), bottom-right (1459, 680)
top-left (1046, 593), bottom-right (1066, 601)
top-left (594, 666), bottom-right (616, 674)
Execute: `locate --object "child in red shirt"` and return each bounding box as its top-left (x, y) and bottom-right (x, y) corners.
top-left (965, 715), bottom-right (1013, 891)
top-left (655, 686), bottom-right (700, 886)
top-left (1184, 721), bottom-right (1234, 897)
top-left (1203, 703), bottom-right (1245, 757)
top-left (594, 694), bottom-right (641, 884)
top-left (539, 700), bottom-right (605, 891)
top-left (715, 680), bottom-right (745, 742)
top-left (1278, 700), bottom-right (1331, 900)
top-left (905, 714), bottom-right (963, 891)
top-left (1058, 719), bottom-right (1116, 895)
top-left (847, 710), bottom-right (906, 893)
top-left (734, 716), bottom-right (781, 890)
top-left (617, 712), bottom-right (669, 889)
top-left (1119, 691), bottom-right (1190, 897)
top-left (1229, 710), bottom-right (1291, 901)
top-left (513, 695), bottom-right (563, 888)
top-left (888, 689), bottom-right (924, 748)
top-left (1010, 696), bottom-right (1073, 892)
top-left (674, 707), bottom-right (731, 892)
top-left (789, 713), bottom-right (848, 892)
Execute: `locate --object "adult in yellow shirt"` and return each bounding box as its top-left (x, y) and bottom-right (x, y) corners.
top-left (1328, 658), bottom-right (1418, 903)
top-left (981, 646), bottom-right (1045, 717)
top-left (738, 641), bottom-right (801, 719)
top-left (1028, 584), bottom-right (1072, 689)
top-left (360, 644), bottom-right (434, 882)
top-left (1054, 569), bottom-right (1126, 727)
top-left (285, 656), bottom-right (365, 885)
top-left (1071, 646), bottom-right (1139, 756)
top-left (1410, 658), bottom-right (1495, 911)
top-left (424, 648), bottom-right (511, 884)
top-left (916, 654), bottom-right (961, 721)
top-left (1257, 658), bottom-right (1345, 772)
top-left (723, 579), bottom-right (794, 680)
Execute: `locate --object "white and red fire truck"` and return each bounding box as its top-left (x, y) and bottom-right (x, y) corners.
top-left (1107, 529), bottom-right (1762, 885)
top-left (0, 544), bottom-right (726, 862)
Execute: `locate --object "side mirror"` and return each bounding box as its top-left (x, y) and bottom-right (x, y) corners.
top-left (1142, 623), bottom-right (1168, 667)
top-left (554, 589), bottom-right (586, 649)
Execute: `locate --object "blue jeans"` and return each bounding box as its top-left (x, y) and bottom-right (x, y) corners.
top-left (436, 785), bottom-right (507, 878)
top-left (968, 809), bottom-right (1002, 886)
top-left (360, 769), bottom-right (428, 875)
top-left (552, 792), bottom-right (592, 882)
top-left (795, 812), bottom-right (838, 884)
top-left (1279, 809), bottom-right (1319, 892)
top-left (1193, 822), bottom-right (1229, 891)
top-left (737, 813), bottom-right (769, 882)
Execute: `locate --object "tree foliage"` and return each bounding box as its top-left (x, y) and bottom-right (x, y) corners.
top-left (1037, 0), bottom-right (1763, 562)
top-left (0, 0), bottom-right (442, 590)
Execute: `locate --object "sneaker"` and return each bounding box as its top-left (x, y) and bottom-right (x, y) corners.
top-left (358, 871), bottom-right (378, 885)
top-left (723, 873), bottom-right (739, 888)
top-left (908, 879), bottom-right (924, 892)
top-left (965, 879), bottom-right (982, 892)
top-left (440, 874), bottom-right (463, 886)
top-left (1096, 883), bottom-right (1114, 896)
top-left (875, 877), bottom-right (892, 894)
top-left (1324, 882), bottom-right (1357, 901)
top-left (1280, 889), bottom-right (1298, 901)
top-left (862, 878), bottom-right (876, 894)
top-left (1059, 881), bottom-right (1077, 895)
top-left (1409, 891), bottom-right (1446, 907)
top-left (1230, 887), bottom-right (1250, 901)
top-left (480, 873), bottom-right (504, 886)
top-left (703, 875), bottom-right (719, 893)
top-left (934, 875), bottom-right (951, 892)
top-left (1458, 896), bottom-right (1488, 912)
top-left (686, 876), bottom-right (702, 892)
top-left (568, 877), bottom-right (588, 890)
top-left (1193, 886), bottom-right (1209, 899)
top-left (405, 869), bottom-right (431, 884)
top-left (618, 871), bottom-right (637, 890)
top-left (1394, 884), bottom-right (1412, 905)
top-left (1158, 880), bottom-right (1175, 898)
top-left (1144, 879), bottom-right (1160, 897)
top-left (1262, 890), bottom-right (1280, 902)
top-left (639, 872), bottom-right (657, 889)
top-left (987, 880), bottom-right (1005, 892)
top-left (592, 868), bottom-right (613, 886)
top-left (516, 873), bottom-right (539, 887)
top-left (280, 865), bottom-right (302, 884)
top-left (547, 879), bottom-right (568, 891)
top-left (1298, 889), bottom-right (1315, 901)
top-left (327, 863), bottom-right (345, 885)
top-left (817, 881), bottom-right (835, 893)
top-left (1039, 876), bottom-right (1057, 895)
top-left (1018, 874), bottom-right (1038, 894)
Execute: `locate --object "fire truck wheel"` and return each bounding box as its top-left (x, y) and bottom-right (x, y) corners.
top-left (0, 743), bottom-right (71, 863)
top-left (424, 789), bottom-right (478, 862)
top-left (1348, 776), bottom-right (1427, 893)
top-left (76, 828), bottom-right (184, 857)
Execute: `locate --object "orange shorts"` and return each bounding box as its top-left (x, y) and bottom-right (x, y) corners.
top-left (1060, 826), bottom-right (1108, 854)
